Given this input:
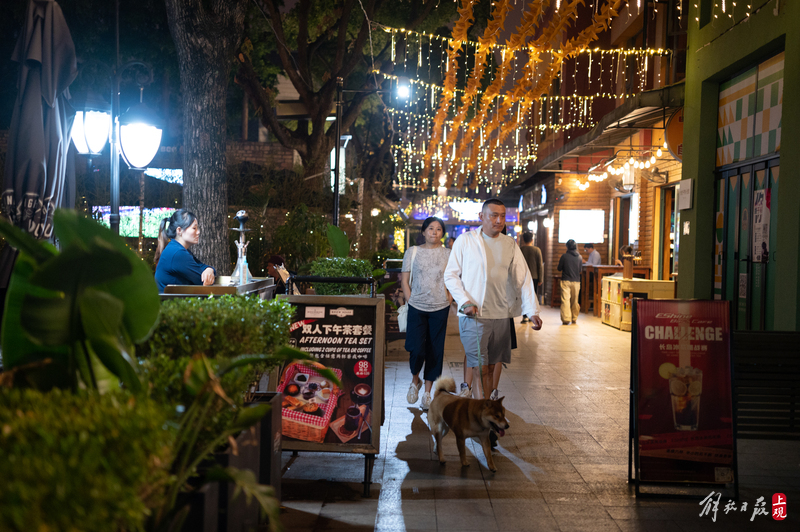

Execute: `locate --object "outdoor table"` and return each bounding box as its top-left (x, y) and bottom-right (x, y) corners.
top-left (161, 275), bottom-right (276, 300)
top-left (584, 266), bottom-right (651, 316)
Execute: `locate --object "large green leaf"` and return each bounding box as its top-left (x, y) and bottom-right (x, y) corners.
top-left (327, 223), bottom-right (350, 258)
top-left (52, 210), bottom-right (161, 343)
top-left (1, 255), bottom-right (69, 369)
top-left (230, 403), bottom-right (271, 431)
top-left (30, 240), bottom-right (132, 292)
top-left (20, 294), bottom-right (76, 346)
top-left (88, 334), bottom-right (142, 393)
top-left (73, 339), bottom-right (96, 389)
top-left (79, 288), bottom-right (125, 339)
top-left (0, 219), bottom-right (57, 264)
top-left (183, 356), bottom-right (211, 397)
top-left (87, 342), bottom-right (122, 394)
top-left (217, 354), bottom-right (276, 377)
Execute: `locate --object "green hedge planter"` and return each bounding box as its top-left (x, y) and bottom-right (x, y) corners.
top-left (0, 388), bottom-right (173, 532)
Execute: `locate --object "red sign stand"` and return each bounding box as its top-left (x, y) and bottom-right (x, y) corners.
top-left (629, 299), bottom-right (739, 498)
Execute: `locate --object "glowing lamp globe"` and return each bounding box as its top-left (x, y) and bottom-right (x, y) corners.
top-left (72, 110), bottom-right (112, 155)
top-left (118, 103), bottom-right (163, 169)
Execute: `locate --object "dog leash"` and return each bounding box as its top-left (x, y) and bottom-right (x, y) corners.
top-left (460, 302), bottom-right (484, 399)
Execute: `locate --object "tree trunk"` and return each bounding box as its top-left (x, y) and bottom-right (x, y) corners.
top-left (164, 0), bottom-right (248, 274)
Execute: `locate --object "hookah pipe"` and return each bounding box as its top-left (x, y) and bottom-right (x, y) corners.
top-left (231, 210), bottom-right (251, 285)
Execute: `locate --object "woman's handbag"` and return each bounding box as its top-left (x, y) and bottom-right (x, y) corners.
top-left (397, 247), bottom-right (418, 332)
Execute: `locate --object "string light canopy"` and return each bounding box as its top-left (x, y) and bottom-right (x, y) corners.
top-left (379, 1), bottom-right (673, 194)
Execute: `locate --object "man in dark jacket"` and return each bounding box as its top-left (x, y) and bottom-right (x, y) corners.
top-left (557, 239), bottom-right (583, 325)
top-left (520, 231), bottom-right (544, 323)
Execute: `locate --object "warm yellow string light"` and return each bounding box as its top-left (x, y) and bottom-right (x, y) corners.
top-left (377, 24), bottom-right (672, 57)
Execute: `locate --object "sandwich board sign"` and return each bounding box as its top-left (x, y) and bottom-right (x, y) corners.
top-left (277, 295), bottom-right (384, 455)
top-left (629, 299), bottom-right (738, 497)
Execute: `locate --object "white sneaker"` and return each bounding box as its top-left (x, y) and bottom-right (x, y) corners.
top-left (489, 388), bottom-right (499, 401)
top-left (420, 392), bottom-right (432, 411)
top-left (458, 383), bottom-right (472, 398)
top-left (407, 380), bottom-right (422, 404)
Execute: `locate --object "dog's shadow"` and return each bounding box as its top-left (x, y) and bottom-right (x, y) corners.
top-left (392, 407), bottom-right (483, 480)
top-left (393, 406), bottom-right (547, 476)
top-left (417, 406), bottom-right (566, 479)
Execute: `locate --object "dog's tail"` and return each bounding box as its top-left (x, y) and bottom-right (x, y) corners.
top-left (432, 376), bottom-right (456, 398)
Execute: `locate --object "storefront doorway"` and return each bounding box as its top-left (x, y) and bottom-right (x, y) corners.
top-left (713, 157), bottom-right (779, 330)
top-left (658, 184), bottom-right (680, 281)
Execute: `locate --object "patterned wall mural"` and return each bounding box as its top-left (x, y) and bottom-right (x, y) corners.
top-left (716, 52), bottom-right (783, 167)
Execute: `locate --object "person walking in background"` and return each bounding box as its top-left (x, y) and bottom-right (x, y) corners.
top-left (557, 239), bottom-right (583, 325)
top-left (519, 231), bottom-right (544, 323)
top-left (401, 217), bottom-right (451, 411)
top-left (445, 199), bottom-right (542, 401)
top-left (583, 243), bottom-right (601, 266)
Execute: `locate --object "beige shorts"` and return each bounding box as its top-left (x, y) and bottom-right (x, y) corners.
top-left (458, 317), bottom-right (511, 367)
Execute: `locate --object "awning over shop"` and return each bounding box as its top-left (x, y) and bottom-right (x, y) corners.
top-left (506, 82), bottom-right (685, 192)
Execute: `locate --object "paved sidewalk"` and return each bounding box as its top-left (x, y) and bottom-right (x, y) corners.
top-left (279, 306), bottom-right (800, 531)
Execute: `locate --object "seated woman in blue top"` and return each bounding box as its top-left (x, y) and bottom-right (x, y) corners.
top-left (154, 209), bottom-right (216, 293)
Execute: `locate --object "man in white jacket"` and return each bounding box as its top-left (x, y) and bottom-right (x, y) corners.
top-left (444, 199), bottom-right (543, 400)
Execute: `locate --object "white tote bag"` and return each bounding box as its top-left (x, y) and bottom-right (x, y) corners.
top-left (397, 247), bottom-right (417, 332)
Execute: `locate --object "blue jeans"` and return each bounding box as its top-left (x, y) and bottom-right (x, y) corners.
top-left (404, 304), bottom-right (449, 382)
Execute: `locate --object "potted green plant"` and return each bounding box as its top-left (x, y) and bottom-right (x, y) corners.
top-left (306, 224), bottom-right (384, 295)
top-left (0, 213), bottom-right (339, 532)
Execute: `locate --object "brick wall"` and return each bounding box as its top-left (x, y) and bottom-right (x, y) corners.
top-left (226, 141), bottom-right (300, 170)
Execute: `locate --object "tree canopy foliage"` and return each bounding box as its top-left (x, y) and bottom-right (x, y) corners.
top-left (236, 0), bottom-right (494, 187)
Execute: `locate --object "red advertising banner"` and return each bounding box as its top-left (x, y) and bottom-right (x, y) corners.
top-left (634, 300), bottom-right (735, 484)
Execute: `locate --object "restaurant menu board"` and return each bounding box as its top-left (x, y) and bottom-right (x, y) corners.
top-left (279, 300), bottom-right (380, 451)
top-left (633, 300), bottom-right (736, 484)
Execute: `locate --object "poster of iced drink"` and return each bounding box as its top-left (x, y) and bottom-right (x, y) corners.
top-left (633, 300), bottom-right (736, 484)
top-left (278, 300), bottom-right (383, 452)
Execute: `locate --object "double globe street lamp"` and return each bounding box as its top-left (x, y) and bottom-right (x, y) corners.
top-left (70, 0), bottom-right (163, 234)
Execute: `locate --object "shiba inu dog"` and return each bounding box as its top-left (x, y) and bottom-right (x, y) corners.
top-left (427, 376), bottom-right (509, 472)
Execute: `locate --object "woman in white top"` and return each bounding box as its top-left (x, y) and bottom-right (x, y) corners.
top-left (401, 217), bottom-right (452, 410)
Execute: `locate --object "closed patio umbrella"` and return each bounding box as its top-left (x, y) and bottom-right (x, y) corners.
top-left (2, 0), bottom-right (77, 239)
top-left (0, 0), bottom-right (77, 333)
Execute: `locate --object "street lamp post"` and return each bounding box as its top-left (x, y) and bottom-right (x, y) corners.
top-left (70, 0), bottom-right (163, 234)
top-left (333, 77), bottom-right (343, 226)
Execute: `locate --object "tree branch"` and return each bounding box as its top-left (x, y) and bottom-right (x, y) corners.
top-left (332, 0), bottom-right (356, 74)
top-left (407, 0), bottom-right (440, 30)
top-left (337, 0), bottom-right (378, 80)
top-left (253, 0), bottom-right (315, 108)
top-left (235, 50), bottom-right (307, 156)
top-left (296, 0), bottom-right (312, 87)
